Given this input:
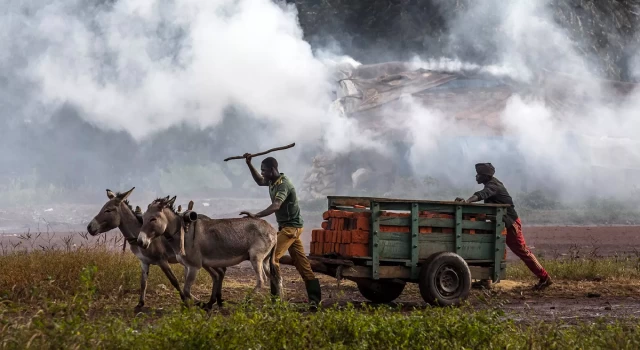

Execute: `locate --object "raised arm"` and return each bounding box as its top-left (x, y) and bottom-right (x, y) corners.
top-left (245, 154), bottom-right (268, 186)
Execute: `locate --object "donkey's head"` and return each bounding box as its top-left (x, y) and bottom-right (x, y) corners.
top-left (87, 187), bottom-right (135, 236)
top-left (138, 196), bottom-right (177, 249)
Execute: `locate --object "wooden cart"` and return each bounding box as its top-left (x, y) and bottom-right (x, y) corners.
top-left (302, 196), bottom-right (509, 306)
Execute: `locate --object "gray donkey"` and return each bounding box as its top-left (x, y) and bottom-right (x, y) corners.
top-left (86, 187), bottom-right (227, 310)
top-left (137, 196), bottom-right (282, 305)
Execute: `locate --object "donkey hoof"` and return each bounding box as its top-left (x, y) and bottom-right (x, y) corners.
top-left (199, 302), bottom-right (214, 311)
top-left (182, 298), bottom-right (199, 309)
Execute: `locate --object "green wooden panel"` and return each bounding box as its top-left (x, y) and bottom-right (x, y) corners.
top-left (327, 196), bottom-right (510, 209)
top-left (378, 217), bottom-right (495, 231)
top-left (492, 208), bottom-right (506, 282)
top-left (410, 203), bottom-right (419, 279)
top-left (455, 205), bottom-right (463, 253)
top-left (328, 207), bottom-right (371, 213)
top-left (377, 232), bottom-right (498, 260)
top-left (371, 202), bottom-right (381, 279)
top-left (379, 203), bottom-right (503, 215)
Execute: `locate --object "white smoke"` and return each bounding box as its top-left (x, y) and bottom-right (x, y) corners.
top-left (3, 0), bottom-right (340, 142)
top-left (390, 0), bottom-right (640, 199)
top-left (2, 0), bottom-right (640, 204)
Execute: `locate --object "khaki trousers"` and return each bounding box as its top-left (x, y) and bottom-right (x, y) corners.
top-left (274, 227), bottom-right (316, 281)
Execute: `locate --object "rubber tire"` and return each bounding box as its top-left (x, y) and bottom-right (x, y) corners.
top-left (357, 280), bottom-right (405, 304)
top-left (418, 252), bottom-right (471, 307)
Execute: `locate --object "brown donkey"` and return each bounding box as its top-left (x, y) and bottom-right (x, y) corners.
top-left (86, 188), bottom-right (227, 310)
top-left (138, 196), bottom-right (282, 305)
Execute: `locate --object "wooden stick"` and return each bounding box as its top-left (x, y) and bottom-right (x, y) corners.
top-left (223, 143), bottom-right (296, 162)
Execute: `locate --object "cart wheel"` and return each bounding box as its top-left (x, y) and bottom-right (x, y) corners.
top-left (418, 252), bottom-right (471, 306)
top-left (357, 280), bottom-right (405, 304)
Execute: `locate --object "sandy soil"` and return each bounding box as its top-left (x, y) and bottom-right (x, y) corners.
top-left (117, 264), bottom-right (640, 323)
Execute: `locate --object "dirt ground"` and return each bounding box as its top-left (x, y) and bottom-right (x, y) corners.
top-left (125, 264), bottom-right (640, 324)
top-left (519, 226), bottom-right (640, 259)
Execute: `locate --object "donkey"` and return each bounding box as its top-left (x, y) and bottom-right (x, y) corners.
top-left (86, 187), bottom-right (227, 310)
top-left (137, 196), bottom-right (282, 305)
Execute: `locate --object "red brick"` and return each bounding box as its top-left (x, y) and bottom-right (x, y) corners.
top-left (380, 225), bottom-right (410, 233)
top-left (351, 230), bottom-right (369, 244)
top-left (355, 217), bottom-right (370, 231)
top-left (342, 231), bottom-right (352, 244)
top-left (349, 243), bottom-right (369, 257)
top-left (419, 227), bottom-right (432, 234)
top-left (321, 221), bottom-right (329, 230)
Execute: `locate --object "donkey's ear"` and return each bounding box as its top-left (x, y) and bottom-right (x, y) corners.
top-left (117, 187), bottom-right (135, 201)
top-left (106, 189), bottom-right (116, 199)
top-left (135, 206), bottom-right (142, 215)
top-left (177, 205), bottom-right (182, 213)
top-left (167, 196), bottom-right (177, 207)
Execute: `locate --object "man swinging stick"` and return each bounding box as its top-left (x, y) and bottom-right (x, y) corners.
top-left (455, 163), bottom-right (552, 291)
top-left (239, 155), bottom-right (322, 309)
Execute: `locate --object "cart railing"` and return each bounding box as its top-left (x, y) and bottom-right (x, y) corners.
top-left (327, 196), bottom-right (510, 281)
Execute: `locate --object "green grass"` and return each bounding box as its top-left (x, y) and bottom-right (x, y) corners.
top-left (3, 248), bottom-right (640, 304)
top-left (2, 299), bottom-right (640, 349)
top-left (3, 249), bottom-right (640, 349)
top-left (507, 256), bottom-right (640, 281)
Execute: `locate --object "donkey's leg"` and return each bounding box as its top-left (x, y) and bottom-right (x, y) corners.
top-left (182, 266), bottom-right (200, 306)
top-left (157, 260), bottom-right (186, 302)
top-left (202, 266), bottom-right (225, 309)
top-left (181, 265), bottom-right (197, 300)
top-left (262, 259), bottom-right (270, 283)
top-left (136, 262), bottom-right (150, 309)
top-left (249, 254), bottom-right (267, 294)
top-left (214, 267), bottom-right (226, 307)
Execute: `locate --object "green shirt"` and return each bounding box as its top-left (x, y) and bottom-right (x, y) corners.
top-left (269, 174), bottom-right (304, 228)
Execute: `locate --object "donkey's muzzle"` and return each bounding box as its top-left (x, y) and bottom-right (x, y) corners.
top-left (87, 220), bottom-right (100, 236)
top-left (137, 232), bottom-right (152, 249)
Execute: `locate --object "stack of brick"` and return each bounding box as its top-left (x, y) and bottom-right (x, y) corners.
top-left (309, 209), bottom-right (507, 258)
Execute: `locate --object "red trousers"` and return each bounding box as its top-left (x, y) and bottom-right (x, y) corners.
top-left (507, 218), bottom-right (548, 279)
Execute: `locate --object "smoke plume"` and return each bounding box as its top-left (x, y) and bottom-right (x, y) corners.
top-left (1, 0), bottom-right (640, 215)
